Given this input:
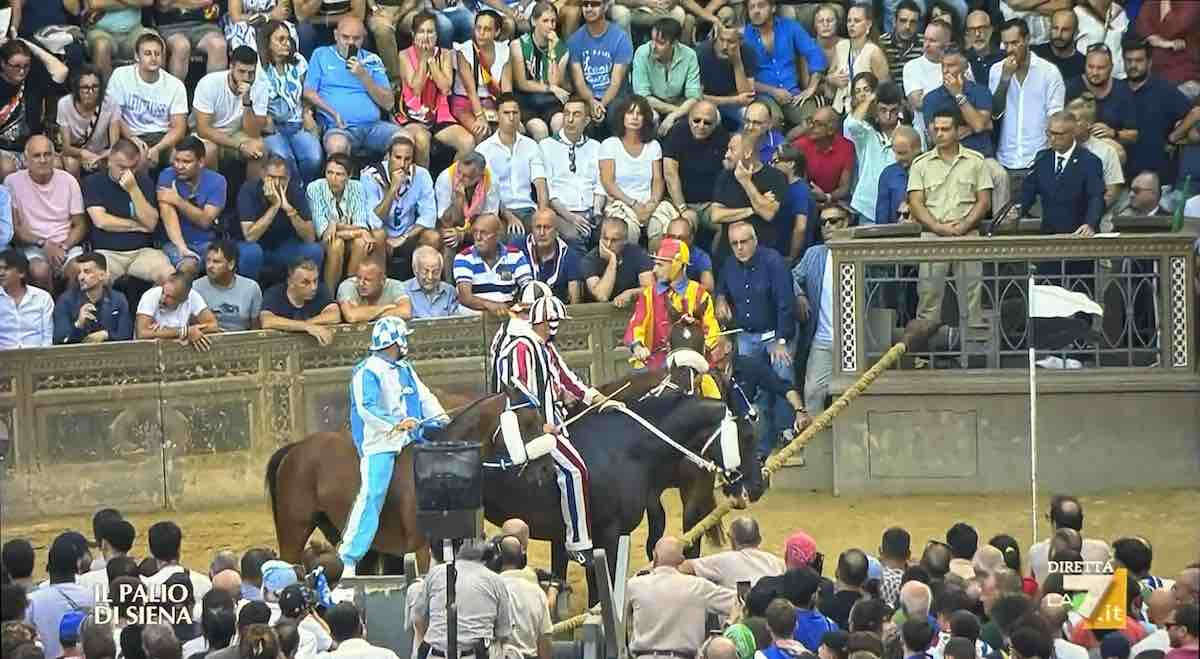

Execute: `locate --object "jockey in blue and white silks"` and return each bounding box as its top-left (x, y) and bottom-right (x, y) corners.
top-left (340, 317), bottom-right (447, 575)
top-left (495, 296), bottom-right (607, 561)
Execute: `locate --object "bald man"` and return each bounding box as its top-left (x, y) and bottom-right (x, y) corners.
top-left (498, 536), bottom-right (553, 659)
top-left (793, 107), bottom-right (854, 207)
top-left (627, 537), bottom-right (736, 659)
top-left (702, 637), bottom-right (740, 659)
top-left (8, 134), bottom-right (87, 291)
top-left (501, 519), bottom-right (531, 549)
top-left (681, 517), bottom-right (785, 589)
top-left (1176, 568), bottom-right (1200, 607)
top-left (302, 15), bottom-right (402, 160)
top-left (212, 569), bottom-right (243, 601)
top-left (1131, 589), bottom-right (1177, 654)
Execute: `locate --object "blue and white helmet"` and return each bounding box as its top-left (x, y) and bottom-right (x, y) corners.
top-left (370, 317), bottom-right (414, 353)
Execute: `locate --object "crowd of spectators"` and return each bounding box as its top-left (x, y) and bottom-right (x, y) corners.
top-left (2, 498), bottom-right (1198, 659)
top-left (0, 0), bottom-right (1198, 454)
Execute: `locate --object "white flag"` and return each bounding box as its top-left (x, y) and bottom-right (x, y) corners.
top-left (1029, 284), bottom-right (1103, 319)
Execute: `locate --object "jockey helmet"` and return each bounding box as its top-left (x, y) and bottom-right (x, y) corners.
top-left (513, 280), bottom-right (554, 313)
top-left (654, 238), bottom-right (690, 281)
top-left (370, 317), bottom-right (414, 354)
top-left (529, 295), bottom-right (570, 335)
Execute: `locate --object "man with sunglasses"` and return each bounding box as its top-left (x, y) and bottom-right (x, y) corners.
top-left (664, 100), bottom-right (730, 248)
top-left (1065, 46), bottom-right (1138, 150)
top-left (792, 203), bottom-right (849, 421)
top-left (965, 10), bottom-right (1003, 87)
top-left (540, 97), bottom-right (604, 246)
top-left (1165, 604), bottom-right (1199, 659)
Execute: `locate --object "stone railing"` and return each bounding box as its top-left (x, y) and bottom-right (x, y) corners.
top-left (801, 231), bottom-right (1200, 496)
top-left (0, 304), bottom-right (635, 519)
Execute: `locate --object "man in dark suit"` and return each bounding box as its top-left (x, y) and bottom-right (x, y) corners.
top-left (1012, 111), bottom-right (1105, 278)
top-left (1015, 111), bottom-right (1105, 236)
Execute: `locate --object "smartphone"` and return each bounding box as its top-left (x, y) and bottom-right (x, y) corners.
top-left (346, 44), bottom-right (359, 62)
top-left (736, 580), bottom-right (751, 603)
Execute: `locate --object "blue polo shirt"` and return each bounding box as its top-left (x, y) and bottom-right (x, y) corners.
top-left (1128, 76), bottom-right (1192, 184)
top-left (687, 245), bottom-right (714, 283)
top-left (305, 46), bottom-right (390, 129)
top-left (777, 179), bottom-right (811, 253)
top-left (157, 167), bottom-right (228, 250)
top-left (743, 17), bottom-right (826, 95)
top-left (922, 82), bottom-right (994, 157)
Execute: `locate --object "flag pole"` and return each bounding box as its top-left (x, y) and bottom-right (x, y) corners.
top-left (1028, 274), bottom-right (1038, 548)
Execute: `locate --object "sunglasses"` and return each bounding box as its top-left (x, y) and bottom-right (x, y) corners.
top-left (581, 1), bottom-right (603, 6)
top-left (821, 215), bottom-right (848, 224)
top-left (691, 117), bottom-right (715, 125)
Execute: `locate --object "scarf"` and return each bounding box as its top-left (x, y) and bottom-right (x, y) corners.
top-left (522, 33), bottom-right (551, 82)
top-left (403, 46), bottom-right (445, 123)
top-left (555, 129), bottom-right (587, 174)
top-left (263, 61), bottom-right (303, 123)
top-left (448, 161), bottom-right (492, 221)
top-left (475, 43), bottom-right (501, 98)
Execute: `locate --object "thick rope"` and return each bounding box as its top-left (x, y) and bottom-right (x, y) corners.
top-left (550, 342), bottom-right (908, 635)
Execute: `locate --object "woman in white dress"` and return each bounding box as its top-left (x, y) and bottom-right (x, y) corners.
top-left (825, 2), bottom-right (889, 114)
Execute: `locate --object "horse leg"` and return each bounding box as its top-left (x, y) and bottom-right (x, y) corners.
top-left (644, 489), bottom-right (668, 563)
top-left (681, 477), bottom-right (720, 560)
top-left (551, 540), bottom-right (569, 581)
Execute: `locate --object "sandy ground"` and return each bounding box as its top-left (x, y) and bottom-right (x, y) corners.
top-left (5, 488), bottom-right (1199, 613)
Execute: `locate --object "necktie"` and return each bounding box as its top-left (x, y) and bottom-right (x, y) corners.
top-left (1056, 155), bottom-right (1065, 176)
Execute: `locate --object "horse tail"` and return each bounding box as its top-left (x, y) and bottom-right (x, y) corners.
top-left (265, 443), bottom-right (297, 527)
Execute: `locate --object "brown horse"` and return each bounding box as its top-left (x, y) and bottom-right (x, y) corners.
top-left (265, 389), bottom-right (555, 572)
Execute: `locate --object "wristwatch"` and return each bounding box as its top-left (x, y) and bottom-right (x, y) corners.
top-left (955, 94), bottom-right (967, 106)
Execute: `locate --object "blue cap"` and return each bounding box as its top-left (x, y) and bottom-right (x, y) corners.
top-left (59, 609), bottom-right (87, 646)
top-left (261, 559), bottom-right (299, 594)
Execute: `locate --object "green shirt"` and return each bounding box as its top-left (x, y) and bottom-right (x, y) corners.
top-left (631, 41), bottom-right (701, 104)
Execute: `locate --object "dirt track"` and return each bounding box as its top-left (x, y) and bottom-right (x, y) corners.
top-left (5, 488), bottom-right (1199, 613)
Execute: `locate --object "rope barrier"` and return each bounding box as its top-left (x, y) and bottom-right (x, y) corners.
top-left (550, 342), bottom-right (908, 635)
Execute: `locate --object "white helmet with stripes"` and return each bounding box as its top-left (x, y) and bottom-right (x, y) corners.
top-left (529, 295), bottom-right (570, 335)
top-left (513, 280), bottom-right (553, 312)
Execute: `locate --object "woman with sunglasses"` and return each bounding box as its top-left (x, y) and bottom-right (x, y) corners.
top-left (57, 67), bottom-right (118, 179)
top-left (257, 20), bottom-right (325, 184)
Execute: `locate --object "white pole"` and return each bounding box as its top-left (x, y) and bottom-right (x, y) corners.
top-left (1028, 275), bottom-right (1038, 548)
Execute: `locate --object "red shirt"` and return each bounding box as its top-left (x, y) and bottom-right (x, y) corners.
top-left (1136, 0), bottom-right (1200, 85)
top-left (792, 134), bottom-right (855, 198)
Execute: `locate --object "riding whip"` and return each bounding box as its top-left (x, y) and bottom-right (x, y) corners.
top-left (558, 382), bottom-right (632, 430)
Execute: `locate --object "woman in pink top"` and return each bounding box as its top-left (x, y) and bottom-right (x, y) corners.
top-left (396, 11), bottom-right (476, 168)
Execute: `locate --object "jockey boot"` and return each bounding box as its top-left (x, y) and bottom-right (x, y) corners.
top-left (342, 562), bottom-right (357, 578)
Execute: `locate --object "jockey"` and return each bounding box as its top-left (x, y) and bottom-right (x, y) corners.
top-left (340, 317), bottom-right (447, 576)
top-left (495, 295), bottom-right (609, 564)
top-left (625, 238), bottom-right (721, 372)
top-left (488, 281), bottom-right (554, 393)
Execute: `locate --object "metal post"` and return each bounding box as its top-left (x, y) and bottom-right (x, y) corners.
top-left (612, 536), bottom-right (631, 625)
top-left (447, 539), bottom-right (461, 659)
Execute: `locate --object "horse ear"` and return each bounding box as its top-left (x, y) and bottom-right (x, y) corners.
top-left (667, 300), bottom-right (683, 323)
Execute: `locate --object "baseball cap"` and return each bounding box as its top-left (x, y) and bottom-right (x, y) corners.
top-left (784, 531), bottom-right (818, 569)
top-left (59, 609), bottom-right (87, 646)
top-left (279, 584), bottom-right (314, 618)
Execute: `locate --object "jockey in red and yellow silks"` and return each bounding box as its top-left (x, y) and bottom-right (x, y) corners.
top-left (624, 239), bottom-right (721, 372)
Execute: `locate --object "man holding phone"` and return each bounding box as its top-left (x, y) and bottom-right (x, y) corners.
top-left (303, 16), bottom-right (403, 162)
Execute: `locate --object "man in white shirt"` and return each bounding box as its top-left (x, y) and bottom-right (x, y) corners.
top-left (680, 517), bottom-right (785, 589)
top-left (539, 97), bottom-right (605, 245)
top-left (134, 272), bottom-right (220, 350)
top-left (496, 537), bottom-right (553, 659)
top-left (990, 18), bottom-right (1065, 188)
top-left (192, 46), bottom-right (269, 171)
top-left (106, 33), bottom-right (189, 171)
top-left (321, 602), bottom-right (402, 659)
top-left (903, 20), bottom-right (952, 135)
top-left (476, 94), bottom-right (549, 236)
top-left (143, 521), bottom-right (214, 618)
top-left (0, 249), bottom-right (54, 350)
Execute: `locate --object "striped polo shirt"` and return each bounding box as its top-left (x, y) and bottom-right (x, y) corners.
top-left (453, 244), bottom-right (533, 304)
top-left (879, 33), bottom-right (924, 93)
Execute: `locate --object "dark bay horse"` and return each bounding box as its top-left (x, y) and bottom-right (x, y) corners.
top-left (265, 390), bottom-right (555, 572)
top-left (480, 388), bottom-right (755, 600)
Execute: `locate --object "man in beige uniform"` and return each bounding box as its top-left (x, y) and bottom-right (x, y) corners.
top-left (627, 537), bottom-right (737, 659)
top-left (681, 517), bottom-right (785, 589)
top-left (497, 537), bottom-right (552, 659)
top-left (415, 539), bottom-right (514, 659)
top-left (907, 109), bottom-right (993, 332)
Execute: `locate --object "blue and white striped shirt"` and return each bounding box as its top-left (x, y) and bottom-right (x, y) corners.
top-left (453, 244), bottom-right (532, 305)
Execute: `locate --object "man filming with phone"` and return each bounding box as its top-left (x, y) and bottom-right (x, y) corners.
top-left (681, 516), bottom-right (786, 590)
top-left (304, 15), bottom-right (404, 162)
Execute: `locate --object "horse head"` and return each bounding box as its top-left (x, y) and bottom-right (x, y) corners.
top-left (706, 372), bottom-right (765, 505)
top-left (433, 390), bottom-right (557, 488)
top-left (665, 297), bottom-right (711, 395)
